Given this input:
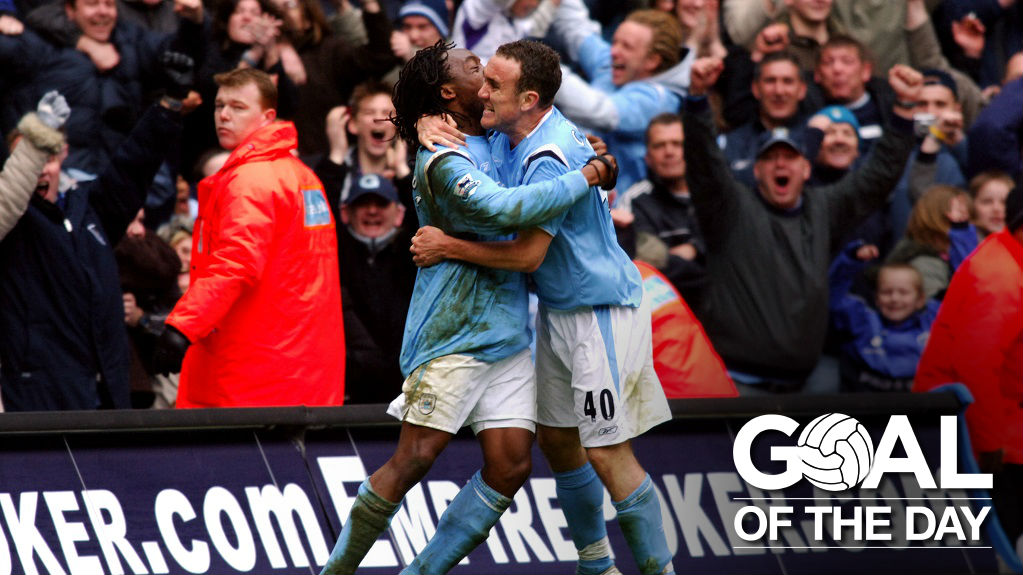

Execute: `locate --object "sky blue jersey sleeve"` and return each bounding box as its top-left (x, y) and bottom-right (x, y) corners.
top-left (524, 155), bottom-right (578, 238)
top-left (611, 82), bottom-right (680, 133)
top-left (577, 33), bottom-right (611, 86)
top-left (426, 150), bottom-right (590, 235)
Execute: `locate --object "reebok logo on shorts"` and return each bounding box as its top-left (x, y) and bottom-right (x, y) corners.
top-left (598, 425), bottom-right (618, 436)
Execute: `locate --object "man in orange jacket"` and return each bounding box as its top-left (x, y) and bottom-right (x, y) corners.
top-left (155, 68), bottom-right (345, 407)
top-left (914, 185), bottom-right (1023, 546)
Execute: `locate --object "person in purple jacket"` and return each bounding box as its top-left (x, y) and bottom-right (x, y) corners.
top-left (829, 242), bottom-right (941, 392)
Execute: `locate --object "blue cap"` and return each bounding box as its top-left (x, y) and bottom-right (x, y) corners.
top-left (755, 127), bottom-right (805, 160)
top-left (345, 173), bottom-right (399, 205)
top-left (398, 0), bottom-right (450, 38)
top-left (817, 105), bottom-right (861, 134)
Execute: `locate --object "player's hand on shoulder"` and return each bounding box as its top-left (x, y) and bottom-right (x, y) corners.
top-left (410, 226), bottom-right (450, 267)
top-left (585, 133), bottom-right (607, 156)
top-left (416, 114), bottom-right (466, 152)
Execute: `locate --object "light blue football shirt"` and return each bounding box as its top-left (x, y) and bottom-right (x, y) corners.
top-left (489, 107), bottom-right (643, 310)
top-left (399, 135), bottom-right (593, 376)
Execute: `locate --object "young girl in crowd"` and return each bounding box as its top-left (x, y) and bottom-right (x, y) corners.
top-left (969, 171), bottom-right (1014, 239)
top-left (829, 245), bottom-right (940, 392)
top-left (885, 184), bottom-right (979, 299)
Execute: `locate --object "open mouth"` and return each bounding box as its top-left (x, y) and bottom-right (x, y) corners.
top-left (774, 175), bottom-right (790, 188)
top-left (369, 129), bottom-right (388, 146)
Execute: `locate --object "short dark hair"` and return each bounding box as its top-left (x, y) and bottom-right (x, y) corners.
top-left (819, 34), bottom-right (873, 67)
top-left (391, 40), bottom-right (455, 146)
top-left (644, 112), bottom-right (682, 146)
top-left (754, 51), bottom-right (804, 81)
top-left (350, 80), bottom-right (395, 116)
top-left (494, 40), bottom-right (561, 108)
top-left (213, 68), bottom-right (278, 110)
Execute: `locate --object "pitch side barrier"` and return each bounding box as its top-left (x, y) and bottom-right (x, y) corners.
top-left (0, 393), bottom-right (1003, 575)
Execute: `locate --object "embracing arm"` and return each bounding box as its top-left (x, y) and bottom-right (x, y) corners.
top-left (427, 150), bottom-right (611, 235)
top-left (412, 226), bottom-right (552, 272)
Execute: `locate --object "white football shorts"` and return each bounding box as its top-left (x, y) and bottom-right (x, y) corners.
top-left (386, 348), bottom-right (536, 434)
top-left (536, 292), bottom-right (671, 447)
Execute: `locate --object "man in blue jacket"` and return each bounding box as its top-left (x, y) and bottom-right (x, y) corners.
top-left (547, 8), bottom-right (692, 195)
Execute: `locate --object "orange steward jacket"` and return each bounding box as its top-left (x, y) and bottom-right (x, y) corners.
top-left (168, 122), bottom-right (345, 407)
top-left (635, 261), bottom-right (736, 399)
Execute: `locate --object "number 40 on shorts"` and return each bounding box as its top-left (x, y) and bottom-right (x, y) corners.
top-left (583, 389), bottom-right (616, 422)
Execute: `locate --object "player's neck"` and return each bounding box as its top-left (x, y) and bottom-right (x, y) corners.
top-left (456, 118), bottom-right (485, 137)
top-left (508, 106), bottom-right (552, 148)
top-left (447, 105), bottom-right (485, 137)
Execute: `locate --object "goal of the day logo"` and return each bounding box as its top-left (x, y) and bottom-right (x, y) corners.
top-left (731, 413), bottom-right (992, 545)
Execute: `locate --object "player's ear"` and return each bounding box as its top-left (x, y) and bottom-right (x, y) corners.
top-left (520, 90), bottom-right (540, 112)
top-left (439, 83), bottom-right (457, 102)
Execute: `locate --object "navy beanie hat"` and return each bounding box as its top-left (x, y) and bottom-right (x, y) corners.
top-left (398, 0), bottom-right (450, 38)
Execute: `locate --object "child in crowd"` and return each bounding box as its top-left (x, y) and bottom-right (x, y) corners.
top-left (886, 184), bottom-right (979, 299)
top-left (829, 243), bottom-right (940, 392)
top-left (969, 170), bottom-right (1014, 239)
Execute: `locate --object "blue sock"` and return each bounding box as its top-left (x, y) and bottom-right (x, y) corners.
top-left (555, 463), bottom-right (614, 575)
top-left (400, 471), bottom-right (510, 574)
top-left (321, 480), bottom-right (400, 575)
top-left (613, 474), bottom-right (673, 575)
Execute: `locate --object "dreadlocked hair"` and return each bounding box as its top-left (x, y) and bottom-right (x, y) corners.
top-left (391, 40), bottom-right (455, 147)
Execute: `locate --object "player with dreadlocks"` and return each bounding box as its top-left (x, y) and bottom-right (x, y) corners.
top-left (320, 40), bottom-right (618, 575)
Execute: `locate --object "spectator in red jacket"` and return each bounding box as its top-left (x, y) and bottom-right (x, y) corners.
top-left (155, 68), bottom-right (345, 407)
top-left (914, 185), bottom-right (1023, 547)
